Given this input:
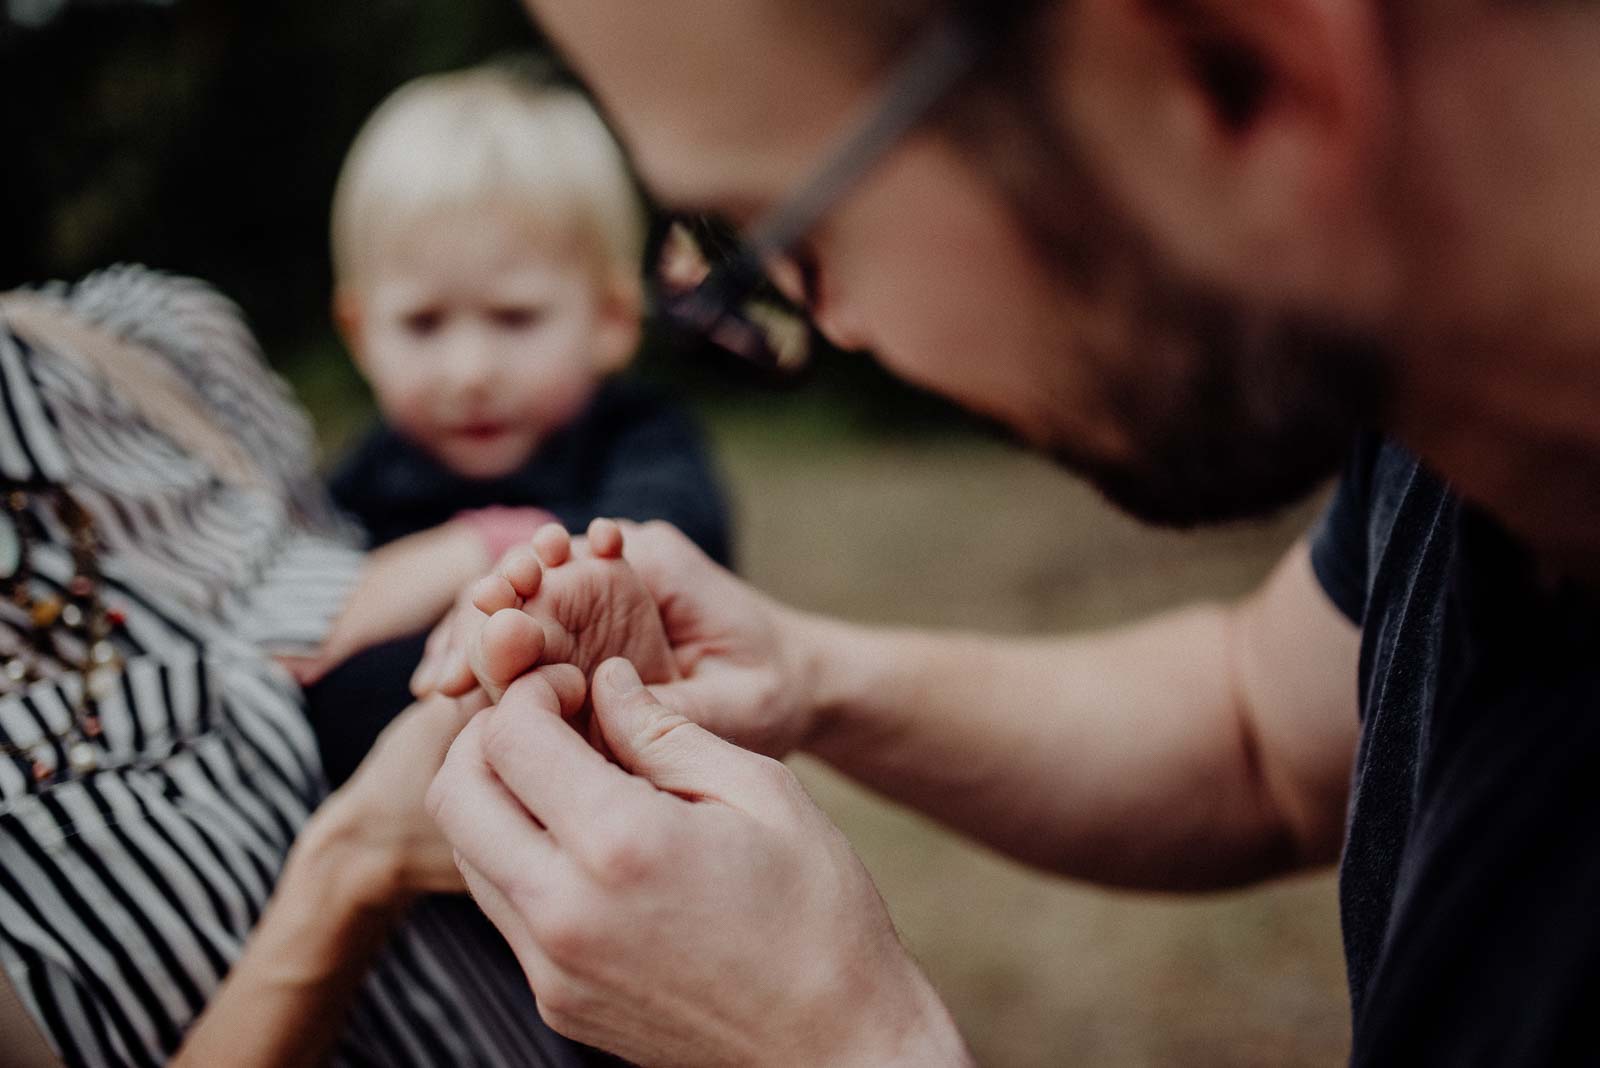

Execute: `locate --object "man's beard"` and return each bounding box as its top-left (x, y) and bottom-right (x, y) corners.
top-left (1046, 275), bottom-right (1389, 529)
top-left (952, 67), bottom-right (1391, 528)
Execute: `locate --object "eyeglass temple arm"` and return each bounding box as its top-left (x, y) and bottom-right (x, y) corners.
top-left (744, 13), bottom-right (987, 259)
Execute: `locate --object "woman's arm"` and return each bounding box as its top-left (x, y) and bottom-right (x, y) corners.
top-left (166, 809), bottom-right (402, 1068)
top-left (169, 696), bottom-right (480, 1068)
top-left (280, 522), bottom-right (493, 686)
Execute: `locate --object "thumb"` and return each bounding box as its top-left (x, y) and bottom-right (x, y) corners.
top-left (592, 658), bottom-right (765, 802)
top-left (646, 675), bottom-right (780, 757)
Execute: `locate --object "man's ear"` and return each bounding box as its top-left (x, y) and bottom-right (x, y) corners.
top-left (1062, 0), bottom-right (1392, 304)
top-left (333, 287), bottom-right (369, 368)
top-left (591, 269), bottom-right (644, 375)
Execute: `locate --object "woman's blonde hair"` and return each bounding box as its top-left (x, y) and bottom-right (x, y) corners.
top-left (331, 64), bottom-right (646, 287)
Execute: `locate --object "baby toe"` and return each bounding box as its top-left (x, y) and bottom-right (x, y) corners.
top-left (497, 545), bottom-right (544, 600)
top-left (471, 573), bottom-right (521, 616)
top-left (587, 518), bottom-right (624, 559)
top-left (532, 523), bottom-right (573, 568)
top-left (475, 609), bottom-right (548, 697)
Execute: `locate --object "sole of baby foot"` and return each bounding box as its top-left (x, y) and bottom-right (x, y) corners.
top-left (523, 531), bottom-right (678, 685)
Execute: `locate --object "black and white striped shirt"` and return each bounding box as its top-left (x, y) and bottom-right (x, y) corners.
top-left (0, 268), bottom-right (598, 1068)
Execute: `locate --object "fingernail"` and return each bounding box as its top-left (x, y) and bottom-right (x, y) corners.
top-left (604, 659), bottom-right (641, 694)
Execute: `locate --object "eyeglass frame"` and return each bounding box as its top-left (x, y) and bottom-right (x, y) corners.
top-left (653, 9), bottom-right (1005, 368)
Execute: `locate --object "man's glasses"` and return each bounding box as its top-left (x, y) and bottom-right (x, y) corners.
top-left (650, 12), bottom-right (993, 376)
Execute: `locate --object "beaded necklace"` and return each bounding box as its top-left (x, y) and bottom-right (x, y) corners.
top-left (0, 484), bottom-right (126, 783)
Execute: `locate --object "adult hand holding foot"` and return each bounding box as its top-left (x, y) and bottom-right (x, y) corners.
top-left (426, 658), bottom-right (972, 1068)
top-left (414, 518), bottom-right (823, 757)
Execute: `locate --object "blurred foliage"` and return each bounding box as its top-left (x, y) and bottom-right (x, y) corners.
top-left (1, 0), bottom-right (972, 444)
top-left (1, 0), bottom-right (538, 346)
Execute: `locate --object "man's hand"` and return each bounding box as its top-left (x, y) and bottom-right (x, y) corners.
top-left (622, 520), bottom-right (826, 756)
top-left (412, 519), bottom-right (825, 758)
top-left (427, 658), bottom-right (972, 1068)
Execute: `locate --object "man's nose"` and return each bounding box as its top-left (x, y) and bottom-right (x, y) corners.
top-left (812, 298), bottom-right (871, 354)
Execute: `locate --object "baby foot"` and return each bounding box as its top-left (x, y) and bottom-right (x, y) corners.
top-left (468, 519), bottom-right (678, 701)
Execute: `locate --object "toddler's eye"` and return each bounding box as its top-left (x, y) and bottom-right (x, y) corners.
top-left (402, 309), bottom-right (444, 337)
top-left (490, 306), bottom-right (544, 331)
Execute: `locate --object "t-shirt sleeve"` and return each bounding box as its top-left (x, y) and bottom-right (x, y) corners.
top-left (1308, 438), bottom-right (1378, 625)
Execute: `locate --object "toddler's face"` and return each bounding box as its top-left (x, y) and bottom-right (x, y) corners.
top-left (347, 205), bottom-right (634, 480)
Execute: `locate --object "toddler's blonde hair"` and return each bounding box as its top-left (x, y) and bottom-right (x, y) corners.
top-left (331, 64), bottom-right (646, 287)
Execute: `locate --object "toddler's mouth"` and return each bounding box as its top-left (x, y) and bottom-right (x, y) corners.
top-left (455, 421), bottom-right (509, 442)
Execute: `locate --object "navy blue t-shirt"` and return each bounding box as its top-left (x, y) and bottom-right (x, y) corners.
top-left (1310, 436), bottom-right (1600, 1065)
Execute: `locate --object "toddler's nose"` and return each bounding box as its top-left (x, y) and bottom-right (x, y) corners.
top-left (442, 328), bottom-right (497, 394)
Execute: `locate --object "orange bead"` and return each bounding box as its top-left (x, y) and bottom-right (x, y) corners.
top-left (31, 597), bottom-right (62, 628)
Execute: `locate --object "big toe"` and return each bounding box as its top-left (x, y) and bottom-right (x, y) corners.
top-left (474, 609), bottom-right (548, 697)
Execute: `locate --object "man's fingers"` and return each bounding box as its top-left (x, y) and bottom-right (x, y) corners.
top-left (644, 674), bottom-right (716, 722)
top-left (534, 662), bottom-right (588, 720)
top-left (480, 671), bottom-right (643, 847)
top-left (593, 658), bottom-right (771, 803)
top-left (618, 521), bottom-right (698, 603)
top-left (427, 713), bottom-right (563, 891)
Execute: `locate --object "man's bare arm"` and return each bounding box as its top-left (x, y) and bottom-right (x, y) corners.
top-left (795, 539), bottom-right (1359, 890)
top-left (419, 523), bottom-right (1358, 891)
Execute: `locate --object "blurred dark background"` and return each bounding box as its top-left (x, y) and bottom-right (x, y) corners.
top-left (0, 0), bottom-right (961, 450)
top-left (1, 0), bottom-right (538, 354)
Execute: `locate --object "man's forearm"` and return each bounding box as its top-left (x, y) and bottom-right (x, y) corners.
top-left (792, 604), bottom-right (1300, 891)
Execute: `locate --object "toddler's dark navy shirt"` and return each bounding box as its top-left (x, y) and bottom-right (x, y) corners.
top-left (1311, 436), bottom-right (1600, 1065)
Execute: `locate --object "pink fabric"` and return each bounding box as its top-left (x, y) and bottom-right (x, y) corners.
top-left (456, 506), bottom-right (557, 562)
